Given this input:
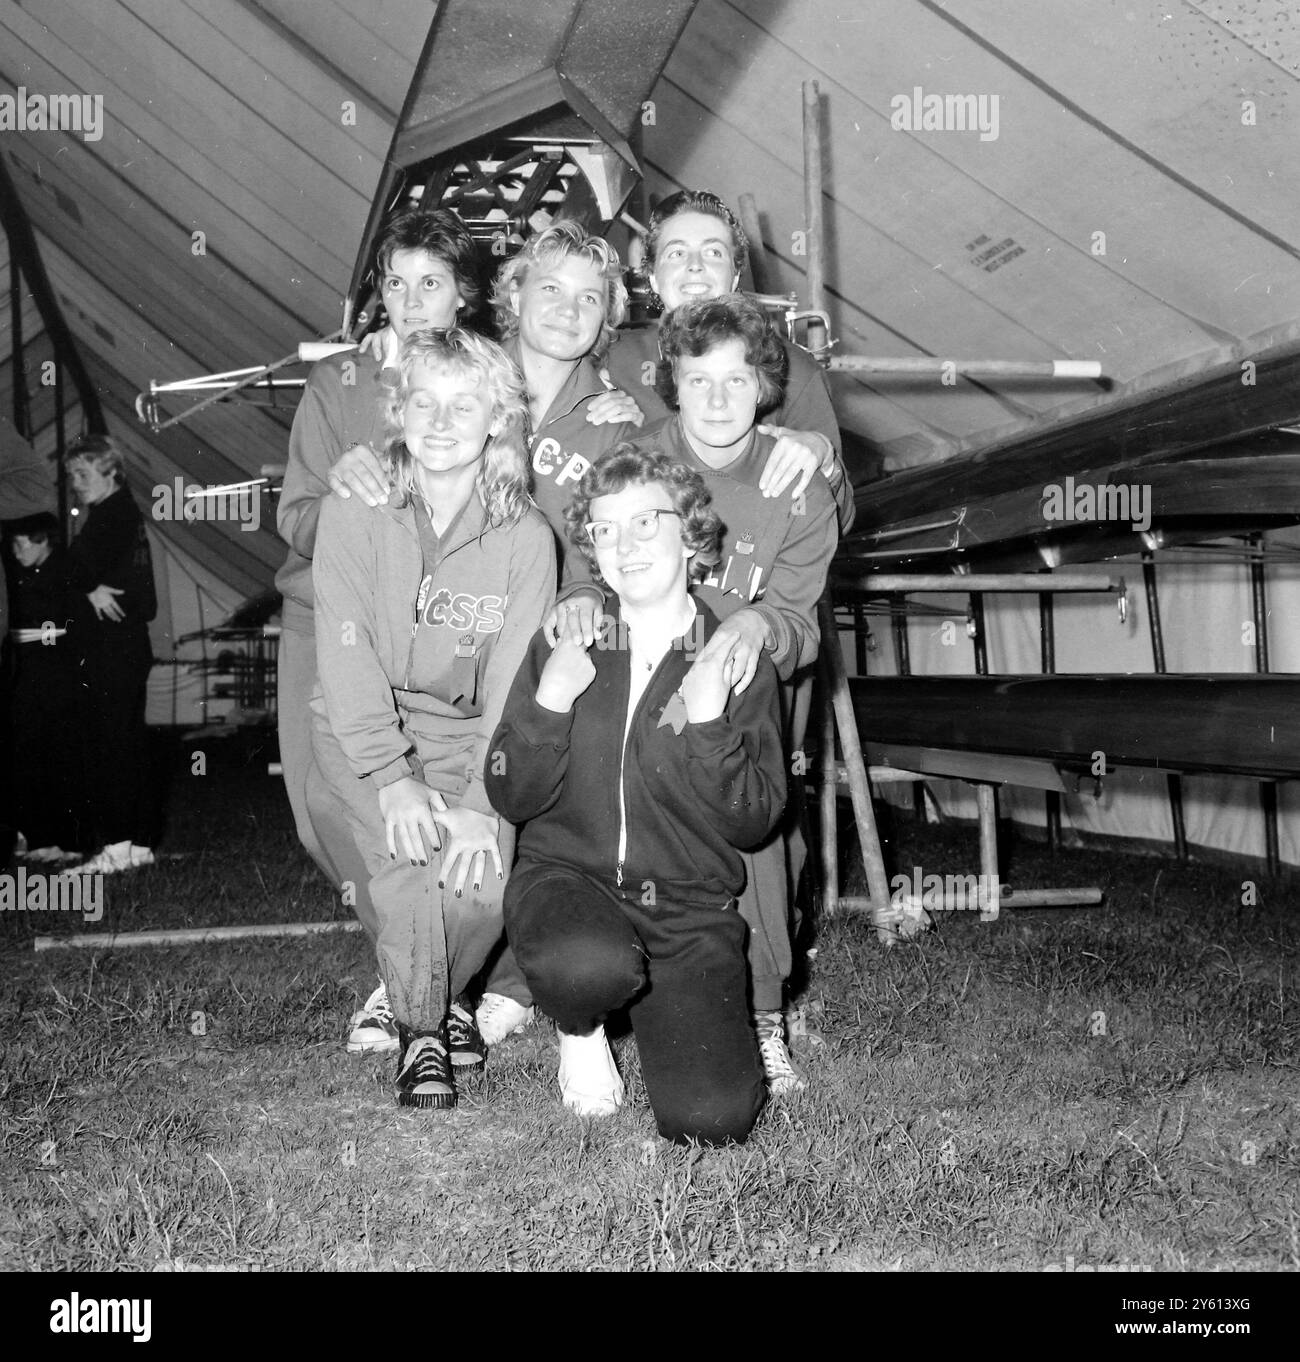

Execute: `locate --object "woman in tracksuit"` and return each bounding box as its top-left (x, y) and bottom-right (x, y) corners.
top-left (310, 329), bottom-right (555, 1110)
top-left (486, 448), bottom-right (787, 1145)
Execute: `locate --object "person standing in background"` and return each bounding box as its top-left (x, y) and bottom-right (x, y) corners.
top-left (60, 435), bottom-right (158, 876)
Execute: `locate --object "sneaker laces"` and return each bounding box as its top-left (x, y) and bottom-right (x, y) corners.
top-left (446, 1003), bottom-right (479, 1050)
top-left (754, 1011), bottom-right (799, 1081)
top-left (399, 1035), bottom-right (450, 1085)
top-left (357, 982), bottom-right (394, 1027)
top-left (477, 994), bottom-right (512, 1029)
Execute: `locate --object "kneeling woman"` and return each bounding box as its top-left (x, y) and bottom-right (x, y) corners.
top-left (486, 448), bottom-right (787, 1145)
top-left (310, 329), bottom-right (555, 1109)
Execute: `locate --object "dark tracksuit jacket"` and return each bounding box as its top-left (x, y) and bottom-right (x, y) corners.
top-left (311, 484), bottom-right (555, 1031)
top-left (627, 418), bottom-right (841, 1008)
top-left (486, 597), bottom-right (787, 903)
top-left (66, 484), bottom-right (157, 847)
top-left (486, 597), bottom-right (786, 1143)
top-left (604, 323), bottom-right (856, 534)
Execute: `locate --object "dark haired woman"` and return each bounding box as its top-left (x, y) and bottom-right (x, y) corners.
top-left (486, 447), bottom-right (786, 1145)
top-left (627, 292), bottom-right (841, 1095)
top-left (276, 205), bottom-right (485, 1055)
top-left (605, 188), bottom-right (854, 534)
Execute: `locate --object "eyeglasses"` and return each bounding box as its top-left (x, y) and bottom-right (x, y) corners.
top-left (584, 509), bottom-right (681, 546)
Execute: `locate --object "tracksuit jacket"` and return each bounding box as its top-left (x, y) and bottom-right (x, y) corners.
top-left (507, 340), bottom-right (640, 598)
top-left (312, 487), bottom-right (556, 815)
top-left (276, 349), bottom-right (391, 635)
top-left (628, 420), bottom-right (839, 681)
top-left (604, 324), bottom-right (856, 534)
top-left (486, 598), bottom-right (788, 904)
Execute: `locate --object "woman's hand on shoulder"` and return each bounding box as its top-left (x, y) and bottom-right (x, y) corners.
top-left (542, 589), bottom-right (604, 647)
top-left (327, 444), bottom-right (390, 507)
top-left (691, 608), bottom-right (768, 697)
top-left (536, 633), bottom-right (597, 712)
top-left (587, 387), bottom-right (645, 428)
top-left (756, 426), bottom-right (835, 500)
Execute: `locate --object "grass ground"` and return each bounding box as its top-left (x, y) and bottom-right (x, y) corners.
top-left (1, 733), bottom-right (1296, 1272)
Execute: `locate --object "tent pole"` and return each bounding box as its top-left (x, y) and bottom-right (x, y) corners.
top-left (801, 80), bottom-right (827, 359)
top-left (737, 193), bottom-right (770, 295)
top-left (1142, 552), bottom-right (1188, 862)
top-left (1249, 533), bottom-right (1279, 876)
top-left (1040, 591), bottom-right (1061, 852)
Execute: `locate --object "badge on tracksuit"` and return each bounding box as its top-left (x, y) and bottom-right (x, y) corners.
top-left (452, 634), bottom-right (479, 707)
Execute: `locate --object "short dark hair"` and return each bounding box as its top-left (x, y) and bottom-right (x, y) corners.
top-left (656, 293), bottom-right (787, 414)
top-left (645, 189), bottom-right (748, 279)
top-left (7, 510), bottom-right (59, 544)
top-left (373, 206), bottom-right (482, 316)
top-left (564, 445), bottom-right (723, 585)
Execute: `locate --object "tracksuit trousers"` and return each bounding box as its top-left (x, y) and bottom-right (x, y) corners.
top-left (278, 625), bottom-right (377, 938)
top-left (308, 705), bottom-right (512, 1034)
top-left (505, 862), bottom-right (765, 1146)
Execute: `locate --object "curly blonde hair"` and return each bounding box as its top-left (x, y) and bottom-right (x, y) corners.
top-left (384, 329), bottom-right (531, 528)
top-left (491, 219), bottom-right (628, 359)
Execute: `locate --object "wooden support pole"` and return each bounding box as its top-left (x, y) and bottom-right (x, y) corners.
top-left (801, 80), bottom-right (827, 359)
top-left (1039, 591), bottom-right (1061, 853)
top-left (838, 572), bottom-right (1123, 594)
top-left (837, 887), bottom-right (1101, 913)
top-left (819, 666), bottom-right (839, 917)
top-left (736, 193), bottom-right (770, 295)
top-left (1142, 552), bottom-right (1188, 861)
top-left (828, 356), bottom-right (1102, 380)
top-left (977, 784), bottom-right (1001, 921)
top-left (35, 921), bottom-right (364, 952)
top-left (1249, 533), bottom-right (1280, 876)
top-left (819, 596), bottom-right (892, 917)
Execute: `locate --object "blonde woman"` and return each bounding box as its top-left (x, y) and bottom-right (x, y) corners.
top-left (309, 329), bottom-right (555, 1110)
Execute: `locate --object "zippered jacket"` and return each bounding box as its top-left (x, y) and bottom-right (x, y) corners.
top-left (313, 487), bottom-right (555, 814)
top-left (628, 420), bottom-right (838, 680)
top-left (507, 341), bottom-right (639, 600)
top-left (485, 598), bottom-right (787, 903)
top-left (276, 349), bottom-right (392, 632)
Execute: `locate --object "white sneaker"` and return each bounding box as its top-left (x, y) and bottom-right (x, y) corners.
top-left (62, 841), bottom-right (133, 876)
top-left (754, 1010), bottom-right (807, 1095)
top-left (558, 1024), bottom-right (624, 1118)
top-left (347, 981), bottom-right (399, 1054)
top-left (475, 992), bottom-right (535, 1047)
top-left (129, 845), bottom-right (156, 868)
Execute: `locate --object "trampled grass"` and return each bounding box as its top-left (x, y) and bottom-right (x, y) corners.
top-left (1, 735), bottom-right (1296, 1271)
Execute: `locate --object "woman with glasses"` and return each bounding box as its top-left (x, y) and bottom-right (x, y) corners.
top-left (485, 447), bottom-right (786, 1145)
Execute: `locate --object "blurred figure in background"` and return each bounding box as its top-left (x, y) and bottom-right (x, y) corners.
top-left (61, 434), bottom-right (159, 876)
top-left (5, 513), bottom-right (88, 862)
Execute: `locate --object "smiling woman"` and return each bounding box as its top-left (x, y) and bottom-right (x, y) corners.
top-left (308, 328), bottom-right (555, 1112)
top-left (487, 446), bottom-right (787, 1145)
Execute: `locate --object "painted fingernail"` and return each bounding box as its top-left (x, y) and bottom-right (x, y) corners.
top-left (390, 852), bottom-right (396, 860)
top-left (410, 858), bottom-right (417, 866)
top-left (437, 880), bottom-right (444, 889)
top-left (420, 859), bottom-right (428, 867)
top-left (455, 889), bottom-right (462, 898)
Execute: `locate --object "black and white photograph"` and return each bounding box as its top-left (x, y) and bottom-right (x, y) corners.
top-left (0, 0), bottom-right (1296, 1308)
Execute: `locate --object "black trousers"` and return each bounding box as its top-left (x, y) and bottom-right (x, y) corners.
top-left (505, 862), bottom-right (765, 1146)
top-left (10, 642), bottom-right (90, 851)
top-left (79, 629), bottom-right (154, 847)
